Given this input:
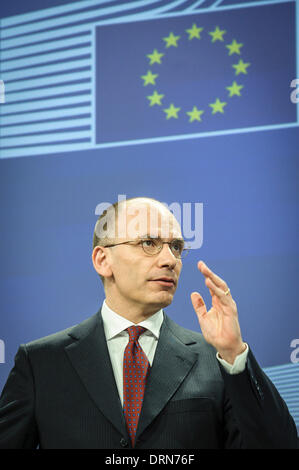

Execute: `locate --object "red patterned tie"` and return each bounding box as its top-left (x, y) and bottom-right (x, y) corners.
top-left (123, 326), bottom-right (150, 446)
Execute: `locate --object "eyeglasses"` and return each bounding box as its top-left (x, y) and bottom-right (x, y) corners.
top-left (103, 238), bottom-right (189, 259)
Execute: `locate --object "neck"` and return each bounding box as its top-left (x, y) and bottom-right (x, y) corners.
top-left (104, 295), bottom-right (162, 324)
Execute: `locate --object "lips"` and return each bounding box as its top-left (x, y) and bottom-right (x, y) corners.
top-left (150, 277), bottom-right (176, 286)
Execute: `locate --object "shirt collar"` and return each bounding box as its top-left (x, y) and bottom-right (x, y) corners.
top-left (101, 299), bottom-right (163, 341)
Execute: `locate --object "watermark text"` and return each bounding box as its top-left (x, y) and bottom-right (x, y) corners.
top-left (95, 195), bottom-right (203, 249)
top-left (0, 80), bottom-right (5, 103)
top-left (290, 79), bottom-right (299, 103)
top-left (0, 339), bottom-right (5, 363)
top-left (290, 339), bottom-right (299, 363)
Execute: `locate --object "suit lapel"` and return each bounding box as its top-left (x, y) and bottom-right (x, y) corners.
top-left (64, 311), bottom-right (129, 440)
top-left (64, 310), bottom-right (199, 443)
top-left (136, 314), bottom-right (198, 440)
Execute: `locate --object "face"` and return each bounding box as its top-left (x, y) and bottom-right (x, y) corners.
top-left (95, 200), bottom-right (183, 316)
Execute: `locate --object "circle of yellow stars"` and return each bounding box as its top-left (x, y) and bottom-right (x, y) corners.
top-left (141, 23), bottom-right (250, 123)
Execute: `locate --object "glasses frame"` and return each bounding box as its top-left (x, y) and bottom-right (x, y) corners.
top-left (103, 238), bottom-right (189, 259)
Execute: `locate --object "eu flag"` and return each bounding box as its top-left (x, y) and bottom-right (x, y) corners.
top-left (95, 2), bottom-right (296, 144)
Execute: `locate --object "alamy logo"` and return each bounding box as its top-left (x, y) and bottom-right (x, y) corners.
top-left (290, 79), bottom-right (299, 103)
top-left (95, 195), bottom-right (203, 249)
top-left (290, 339), bottom-right (299, 364)
top-left (0, 339), bottom-right (5, 364)
top-left (0, 80), bottom-right (5, 104)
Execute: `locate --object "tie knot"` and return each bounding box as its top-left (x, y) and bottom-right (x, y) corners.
top-left (126, 325), bottom-right (146, 343)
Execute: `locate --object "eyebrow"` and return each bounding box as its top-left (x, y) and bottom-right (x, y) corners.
top-left (138, 234), bottom-right (184, 241)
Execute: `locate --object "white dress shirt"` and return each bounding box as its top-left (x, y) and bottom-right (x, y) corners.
top-left (101, 300), bottom-right (248, 406)
top-left (101, 300), bottom-right (163, 406)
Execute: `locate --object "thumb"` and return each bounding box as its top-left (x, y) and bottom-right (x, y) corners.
top-left (191, 292), bottom-right (207, 320)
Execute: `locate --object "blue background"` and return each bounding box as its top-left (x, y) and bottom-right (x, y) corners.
top-left (0, 0), bottom-right (298, 433)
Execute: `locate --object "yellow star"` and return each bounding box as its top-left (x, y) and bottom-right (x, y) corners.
top-left (141, 70), bottom-right (158, 86)
top-left (232, 59), bottom-right (250, 75)
top-left (147, 90), bottom-right (164, 106)
top-left (226, 39), bottom-right (243, 55)
top-left (209, 98), bottom-right (227, 114)
top-left (163, 103), bottom-right (180, 119)
top-left (146, 49), bottom-right (164, 65)
top-left (186, 106), bottom-right (204, 122)
top-left (163, 32), bottom-right (180, 48)
top-left (186, 23), bottom-right (203, 40)
top-left (226, 81), bottom-right (244, 97)
top-left (209, 26), bottom-right (226, 42)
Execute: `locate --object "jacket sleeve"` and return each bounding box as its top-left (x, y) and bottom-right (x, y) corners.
top-left (0, 345), bottom-right (39, 449)
top-left (220, 347), bottom-right (298, 449)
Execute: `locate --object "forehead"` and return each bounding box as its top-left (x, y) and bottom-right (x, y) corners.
top-left (119, 200), bottom-right (182, 239)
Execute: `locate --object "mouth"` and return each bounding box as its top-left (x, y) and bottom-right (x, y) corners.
top-left (149, 277), bottom-right (176, 288)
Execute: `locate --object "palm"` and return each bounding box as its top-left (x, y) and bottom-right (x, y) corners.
top-left (191, 261), bottom-right (244, 362)
top-left (199, 299), bottom-right (240, 351)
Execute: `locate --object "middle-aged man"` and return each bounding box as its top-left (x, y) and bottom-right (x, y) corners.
top-left (0, 197), bottom-right (297, 449)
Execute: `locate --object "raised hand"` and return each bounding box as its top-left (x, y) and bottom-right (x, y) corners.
top-left (191, 261), bottom-right (246, 364)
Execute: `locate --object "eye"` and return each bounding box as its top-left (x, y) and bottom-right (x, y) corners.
top-left (141, 239), bottom-right (158, 254)
top-left (171, 240), bottom-right (184, 254)
top-left (142, 239), bottom-right (156, 247)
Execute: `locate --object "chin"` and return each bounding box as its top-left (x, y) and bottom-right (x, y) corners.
top-left (152, 292), bottom-right (174, 308)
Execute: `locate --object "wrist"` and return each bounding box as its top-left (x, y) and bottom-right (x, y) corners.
top-left (217, 342), bottom-right (247, 365)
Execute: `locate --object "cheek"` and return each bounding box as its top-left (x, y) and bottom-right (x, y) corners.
top-left (112, 255), bottom-right (145, 286)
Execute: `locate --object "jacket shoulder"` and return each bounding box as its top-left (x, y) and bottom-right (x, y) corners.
top-left (23, 311), bottom-right (100, 352)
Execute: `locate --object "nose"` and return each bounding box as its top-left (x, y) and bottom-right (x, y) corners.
top-left (156, 243), bottom-right (178, 269)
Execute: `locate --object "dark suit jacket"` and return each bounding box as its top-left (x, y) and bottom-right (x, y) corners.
top-left (0, 309), bottom-right (297, 449)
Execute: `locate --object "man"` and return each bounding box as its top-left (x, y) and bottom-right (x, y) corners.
top-left (0, 197), bottom-right (297, 449)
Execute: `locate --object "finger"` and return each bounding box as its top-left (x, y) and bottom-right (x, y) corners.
top-left (205, 277), bottom-right (230, 303)
top-left (191, 292), bottom-right (207, 319)
top-left (198, 261), bottom-right (228, 291)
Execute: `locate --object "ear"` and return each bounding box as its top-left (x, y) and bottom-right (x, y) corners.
top-left (91, 246), bottom-right (113, 279)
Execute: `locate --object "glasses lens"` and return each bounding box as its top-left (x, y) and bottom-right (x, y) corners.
top-left (141, 239), bottom-right (160, 255)
top-left (180, 247), bottom-right (189, 259)
top-left (170, 239), bottom-right (186, 258)
top-left (141, 239), bottom-right (189, 258)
